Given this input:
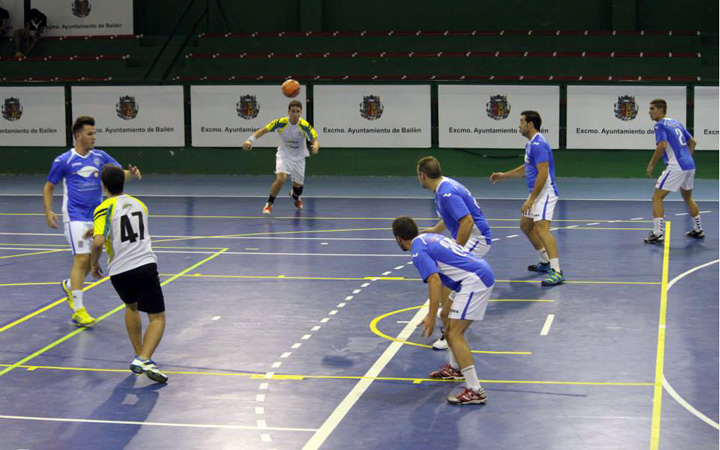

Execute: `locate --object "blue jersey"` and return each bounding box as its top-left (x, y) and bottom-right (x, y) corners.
top-left (524, 133), bottom-right (558, 195)
top-left (434, 177), bottom-right (492, 245)
top-left (654, 118), bottom-right (695, 170)
top-left (411, 233), bottom-right (494, 292)
top-left (47, 148), bottom-right (121, 222)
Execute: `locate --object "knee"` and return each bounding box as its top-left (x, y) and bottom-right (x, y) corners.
top-left (276, 174), bottom-right (287, 183)
top-left (520, 221), bottom-right (534, 235)
top-left (652, 190), bottom-right (667, 201)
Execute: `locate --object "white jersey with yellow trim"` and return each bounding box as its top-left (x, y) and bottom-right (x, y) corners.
top-left (264, 117), bottom-right (318, 161)
top-left (93, 194), bottom-right (157, 276)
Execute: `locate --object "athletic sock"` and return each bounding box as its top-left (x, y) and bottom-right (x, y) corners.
top-left (461, 365), bottom-right (482, 392)
top-left (550, 258), bottom-right (561, 273)
top-left (692, 214), bottom-right (703, 231)
top-left (653, 217), bottom-right (664, 235)
top-left (267, 195), bottom-right (276, 205)
top-left (72, 290), bottom-right (84, 311)
top-left (448, 349), bottom-right (459, 370)
top-left (536, 248), bottom-right (550, 264)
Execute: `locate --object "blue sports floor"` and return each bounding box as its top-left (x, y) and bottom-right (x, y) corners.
top-left (0, 175), bottom-right (717, 450)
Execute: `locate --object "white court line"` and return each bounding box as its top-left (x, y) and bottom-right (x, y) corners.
top-left (281, 352), bottom-right (292, 358)
top-left (674, 213), bottom-right (688, 216)
top-left (257, 419), bottom-right (267, 428)
top-left (345, 296), bottom-right (354, 301)
top-left (302, 302), bottom-right (428, 450)
top-left (352, 289), bottom-right (361, 294)
top-left (587, 223), bottom-right (600, 225)
top-left (291, 343), bottom-right (302, 349)
top-left (271, 362), bottom-right (282, 368)
top-left (0, 414), bottom-right (316, 432)
top-left (663, 259), bottom-right (720, 430)
top-left (540, 314), bottom-right (555, 336)
top-left (154, 251), bottom-right (406, 258)
top-left (506, 235), bottom-right (518, 238)
top-left (320, 318), bottom-right (329, 323)
top-left (394, 265), bottom-right (404, 270)
top-left (361, 283), bottom-right (370, 287)
top-left (211, 316), bottom-right (221, 321)
top-left (311, 325), bottom-right (321, 331)
top-left (301, 334), bottom-right (312, 339)
top-left (630, 217), bottom-right (644, 220)
top-left (699, 210), bottom-right (712, 213)
top-left (337, 303), bottom-right (346, 308)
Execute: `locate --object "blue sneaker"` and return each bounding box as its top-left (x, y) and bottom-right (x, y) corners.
top-left (542, 270), bottom-right (565, 286)
top-left (528, 261), bottom-right (551, 273)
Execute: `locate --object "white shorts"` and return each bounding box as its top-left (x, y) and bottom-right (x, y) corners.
top-left (64, 221), bottom-right (93, 255)
top-left (463, 237), bottom-right (491, 258)
top-left (523, 190), bottom-right (558, 222)
top-left (448, 276), bottom-right (494, 321)
top-left (656, 168), bottom-right (695, 192)
top-left (275, 154), bottom-right (306, 185)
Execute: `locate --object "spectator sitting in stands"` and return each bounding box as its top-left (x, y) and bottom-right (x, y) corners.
top-left (0, 7), bottom-right (10, 40)
top-left (14, 8), bottom-right (47, 57)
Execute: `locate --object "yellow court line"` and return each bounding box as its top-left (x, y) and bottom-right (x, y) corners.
top-left (156, 273), bottom-right (660, 286)
top-left (0, 363), bottom-right (652, 386)
top-left (0, 249), bottom-right (228, 377)
top-left (0, 249), bottom-right (67, 259)
top-left (0, 277), bottom-right (110, 334)
top-left (650, 222), bottom-right (671, 450)
top-left (370, 305), bottom-right (531, 355)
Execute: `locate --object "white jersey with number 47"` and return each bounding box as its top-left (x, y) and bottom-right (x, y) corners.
top-left (93, 194), bottom-right (157, 276)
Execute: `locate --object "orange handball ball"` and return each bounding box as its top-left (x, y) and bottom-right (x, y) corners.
top-left (281, 79), bottom-right (300, 98)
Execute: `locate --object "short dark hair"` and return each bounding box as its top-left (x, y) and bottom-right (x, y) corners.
top-left (72, 116), bottom-right (95, 137)
top-left (521, 110), bottom-right (542, 130)
top-left (101, 164), bottom-right (125, 195)
top-left (417, 156), bottom-right (443, 179)
top-left (288, 100), bottom-right (302, 110)
top-left (650, 99), bottom-right (667, 113)
top-left (392, 216), bottom-right (419, 240)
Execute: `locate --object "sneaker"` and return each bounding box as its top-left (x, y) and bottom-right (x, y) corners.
top-left (130, 357), bottom-right (168, 383)
top-left (644, 232), bottom-right (664, 244)
top-left (541, 269), bottom-right (565, 286)
top-left (447, 387), bottom-right (488, 405)
top-left (262, 203), bottom-right (273, 215)
top-left (61, 279), bottom-right (74, 311)
top-left (72, 307), bottom-right (96, 327)
top-left (686, 229), bottom-right (705, 239)
top-left (429, 364), bottom-right (464, 380)
top-left (432, 335), bottom-right (449, 351)
top-left (528, 261), bottom-right (551, 273)
top-left (290, 190), bottom-right (303, 210)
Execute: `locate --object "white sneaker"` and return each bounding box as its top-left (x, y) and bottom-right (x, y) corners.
top-left (432, 336), bottom-right (449, 350)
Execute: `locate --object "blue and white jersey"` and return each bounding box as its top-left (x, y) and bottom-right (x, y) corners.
top-left (47, 148), bottom-right (121, 222)
top-left (434, 177), bottom-right (492, 245)
top-left (411, 233), bottom-right (494, 292)
top-left (524, 133), bottom-right (558, 195)
top-left (654, 118), bottom-right (695, 170)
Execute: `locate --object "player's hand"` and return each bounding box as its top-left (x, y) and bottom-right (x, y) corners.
top-left (646, 164), bottom-right (654, 178)
top-left (129, 164), bottom-right (142, 180)
top-left (242, 140), bottom-right (253, 151)
top-left (83, 228), bottom-right (94, 239)
top-left (91, 264), bottom-right (104, 279)
top-left (311, 141), bottom-right (319, 155)
top-left (490, 172), bottom-right (505, 184)
top-left (420, 314), bottom-right (435, 338)
top-left (45, 211), bottom-right (58, 229)
top-left (521, 198), bottom-right (534, 215)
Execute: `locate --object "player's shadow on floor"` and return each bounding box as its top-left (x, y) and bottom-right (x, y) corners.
top-left (56, 374), bottom-right (165, 448)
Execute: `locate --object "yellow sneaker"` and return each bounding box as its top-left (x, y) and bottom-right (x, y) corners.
top-left (72, 307), bottom-right (96, 327)
top-left (61, 279), bottom-right (74, 311)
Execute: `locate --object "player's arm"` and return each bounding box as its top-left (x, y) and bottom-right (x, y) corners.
top-left (421, 220), bottom-right (446, 234)
top-left (490, 163), bottom-right (525, 184)
top-left (522, 162), bottom-right (548, 213)
top-left (455, 215), bottom-right (474, 247)
top-left (90, 234), bottom-right (105, 278)
top-left (243, 127), bottom-right (270, 151)
top-left (310, 137), bottom-right (319, 155)
top-left (646, 141), bottom-right (667, 178)
top-left (421, 273), bottom-right (443, 337)
top-left (687, 137), bottom-right (697, 155)
top-left (123, 164), bottom-right (142, 181)
top-left (42, 181), bottom-right (58, 228)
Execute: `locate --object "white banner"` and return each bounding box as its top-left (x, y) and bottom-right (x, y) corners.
top-left (0, 0), bottom-right (23, 33)
top-left (191, 85), bottom-right (307, 147)
top-left (567, 86), bottom-right (686, 149)
top-left (32, 0), bottom-right (133, 36)
top-left (71, 86), bottom-right (184, 147)
top-left (693, 87), bottom-right (719, 151)
top-left (0, 86), bottom-right (66, 146)
top-left (314, 85), bottom-right (431, 148)
top-left (439, 85), bottom-right (559, 149)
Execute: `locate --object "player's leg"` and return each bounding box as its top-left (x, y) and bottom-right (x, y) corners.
top-left (288, 159), bottom-right (306, 210)
top-left (124, 302), bottom-right (143, 356)
top-left (264, 171), bottom-right (287, 215)
top-left (140, 311), bottom-right (166, 361)
top-left (521, 215), bottom-right (550, 272)
top-left (62, 222), bottom-right (96, 325)
top-left (432, 289), bottom-right (452, 350)
top-left (535, 219), bottom-right (565, 286)
top-left (646, 188), bottom-right (670, 243)
top-left (679, 170), bottom-right (704, 238)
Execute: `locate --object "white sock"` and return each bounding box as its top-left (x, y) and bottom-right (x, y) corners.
top-left (536, 248), bottom-right (550, 263)
top-left (692, 215), bottom-right (703, 231)
top-left (550, 258), bottom-right (561, 273)
top-left (653, 217), bottom-right (664, 235)
top-left (448, 349), bottom-right (459, 370)
top-left (461, 365), bottom-right (482, 392)
top-left (72, 290), bottom-right (84, 311)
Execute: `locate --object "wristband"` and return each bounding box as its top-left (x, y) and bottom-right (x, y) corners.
top-left (247, 135), bottom-right (256, 143)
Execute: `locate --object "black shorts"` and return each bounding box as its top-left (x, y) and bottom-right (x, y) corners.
top-left (110, 263), bottom-right (165, 314)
